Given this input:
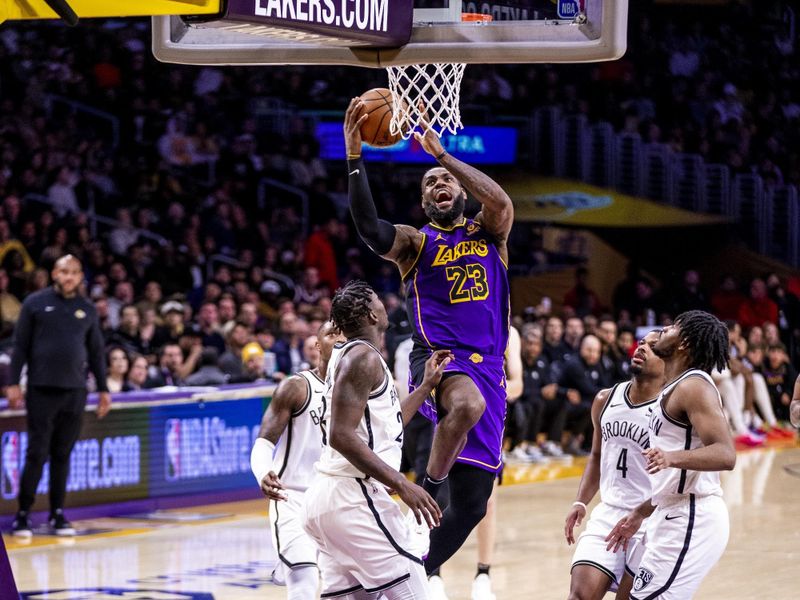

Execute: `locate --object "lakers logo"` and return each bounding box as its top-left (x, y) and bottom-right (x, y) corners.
top-left (431, 239), bottom-right (489, 267)
top-left (469, 353), bottom-right (483, 364)
top-left (74, 309), bottom-right (86, 319)
top-left (466, 222), bottom-right (480, 235)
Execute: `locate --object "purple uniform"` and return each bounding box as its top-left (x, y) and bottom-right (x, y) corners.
top-left (405, 217), bottom-right (510, 473)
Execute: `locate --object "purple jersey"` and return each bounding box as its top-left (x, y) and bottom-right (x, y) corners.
top-left (404, 218), bottom-right (510, 358)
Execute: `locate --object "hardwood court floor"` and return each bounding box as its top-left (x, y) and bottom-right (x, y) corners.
top-left (7, 445), bottom-right (800, 599)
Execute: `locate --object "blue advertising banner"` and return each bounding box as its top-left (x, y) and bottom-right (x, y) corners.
top-left (316, 122), bottom-right (518, 164)
top-left (149, 398), bottom-right (263, 497)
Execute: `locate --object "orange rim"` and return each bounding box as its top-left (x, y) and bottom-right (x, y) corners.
top-left (461, 12), bottom-right (493, 22)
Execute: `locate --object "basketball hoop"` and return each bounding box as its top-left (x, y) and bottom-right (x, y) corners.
top-left (386, 13), bottom-right (492, 139)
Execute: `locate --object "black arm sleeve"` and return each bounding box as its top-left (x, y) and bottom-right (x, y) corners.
top-left (347, 158), bottom-right (397, 256)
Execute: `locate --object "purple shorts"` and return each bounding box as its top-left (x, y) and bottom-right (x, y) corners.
top-left (408, 345), bottom-right (507, 474)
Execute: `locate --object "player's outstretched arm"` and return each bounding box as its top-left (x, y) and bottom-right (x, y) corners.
top-left (250, 376), bottom-right (308, 501)
top-left (644, 377), bottom-right (736, 474)
top-left (414, 124), bottom-right (513, 244)
top-left (790, 374), bottom-right (800, 428)
top-left (330, 345), bottom-right (441, 528)
top-left (401, 350), bottom-right (453, 425)
top-left (565, 388), bottom-right (611, 545)
top-left (344, 98), bottom-right (422, 267)
top-left (505, 326), bottom-right (524, 401)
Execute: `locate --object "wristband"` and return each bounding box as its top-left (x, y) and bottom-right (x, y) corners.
top-left (347, 153), bottom-right (362, 160)
top-left (250, 438), bottom-right (276, 484)
top-left (572, 501), bottom-right (587, 511)
top-left (435, 150), bottom-right (447, 161)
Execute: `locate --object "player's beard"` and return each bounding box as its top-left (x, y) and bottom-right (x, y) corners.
top-left (630, 364), bottom-right (643, 376)
top-left (425, 194), bottom-right (465, 226)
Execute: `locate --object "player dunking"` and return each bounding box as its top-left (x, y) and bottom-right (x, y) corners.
top-left (605, 311), bottom-right (736, 600)
top-left (302, 281), bottom-right (453, 599)
top-left (250, 321), bottom-right (344, 599)
top-left (564, 331), bottom-right (665, 600)
top-left (344, 97), bottom-right (514, 572)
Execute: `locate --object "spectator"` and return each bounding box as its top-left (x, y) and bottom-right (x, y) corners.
top-left (563, 267), bottom-right (602, 317)
top-left (556, 335), bottom-right (604, 455)
top-left (761, 343), bottom-right (798, 421)
top-left (47, 166), bottom-right (80, 218)
top-left (106, 304), bottom-right (148, 356)
top-left (196, 301), bottom-right (225, 354)
top-left (738, 278), bottom-right (779, 329)
top-left (671, 269), bottom-right (709, 314)
top-left (218, 295), bottom-right (238, 327)
top-left (0, 268), bottom-right (21, 332)
top-left (152, 301), bottom-right (186, 349)
top-left (596, 317), bottom-right (629, 385)
top-left (304, 218), bottom-right (340, 292)
top-left (145, 343), bottom-right (185, 388)
top-left (294, 266), bottom-right (327, 305)
top-left (237, 341), bottom-right (270, 382)
top-left (125, 354), bottom-right (149, 392)
top-left (272, 311), bottom-right (308, 377)
top-left (184, 347), bottom-right (227, 386)
top-left (108, 208), bottom-right (139, 256)
top-left (219, 321), bottom-right (251, 377)
top-left (107, 281), bottom-right (135, 330)
top-left (711, 274), bottom-right (748, 329)
top-left (105, 346), bottom-right (129, 394)
top-left (542, 316), bottom-right (569, 365)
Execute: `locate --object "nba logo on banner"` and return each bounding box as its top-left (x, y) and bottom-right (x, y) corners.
top-left (633, 567), bottom-right (654, 592)
top-left (165, 419), bottom-right (181, 481)
top-left (557, 0), bottom-right (582, 19)
top-left (1, 432), bottom-right (20, 500)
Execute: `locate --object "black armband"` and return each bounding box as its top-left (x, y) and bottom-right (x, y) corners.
top-left (348, 158), bottom-right (396, 255)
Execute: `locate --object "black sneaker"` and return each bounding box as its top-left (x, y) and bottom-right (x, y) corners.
top-left (49, 509), bottom-right (76, 536)
top-left (11, 511), bottom-right (32, 538)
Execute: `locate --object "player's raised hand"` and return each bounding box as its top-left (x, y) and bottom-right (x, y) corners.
top-left (343, 97), bottom-right (368, 157)
top-left (398, 480), bottom-right (442, 529)
top-left (413, 101), bottom-right (445, 158)
top-left (564, 503), bottom-right (587, 545)
top-left (259, 471), bottom-right (288, 501)
top-left (422, 350), bottom-right (454, 389)
top-left (643, 447), bottom-right (673, 474)
top-left (605, 510), bottom-right (644, 553)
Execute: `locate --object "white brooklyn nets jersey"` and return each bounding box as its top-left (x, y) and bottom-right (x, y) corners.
top-left (317, 340), bottom-right (403, 478)
top-left (598, 381), bottom-right (656, 510)
top-left (649, 369), bottom-right (724, 504)
top-left (272, 370), bottom-right (326, 492)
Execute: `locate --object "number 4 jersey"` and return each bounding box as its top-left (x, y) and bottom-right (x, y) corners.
top-left (599, 381), bottom-right (656, 510)
top-left (404, 218), bottom-right (510, 357)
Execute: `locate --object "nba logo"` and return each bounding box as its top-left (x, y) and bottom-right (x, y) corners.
top-left (1, 432), bottom-right (20, 500)
top-left (165, 419), bottom-right (181, 481)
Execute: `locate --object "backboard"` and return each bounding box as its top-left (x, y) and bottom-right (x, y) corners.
top-left (152, 0), bottom-right (629, 67)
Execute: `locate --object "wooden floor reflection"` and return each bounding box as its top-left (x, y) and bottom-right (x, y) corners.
top-left (7, 446), bottom-right (800, 599)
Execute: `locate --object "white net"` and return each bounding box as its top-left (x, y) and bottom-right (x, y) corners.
top-left (386, 62), bottom-right (467, 139)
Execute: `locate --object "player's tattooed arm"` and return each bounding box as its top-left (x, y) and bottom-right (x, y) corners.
top-left (331, 346), bottom-right (442, 527)
top-left (401, 350), bottom-right (453, 425)
top-left (257, 376), bottom-right (308, 444)
top-left (645, 377), bottom-right (736, 473)
top-left (565, 387), bottom-right (611, 545)
top-left (414, 125), bottom-right (513, 244)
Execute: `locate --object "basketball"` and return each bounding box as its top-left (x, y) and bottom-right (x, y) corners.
top-left (358, 88), bottom-right (402, 148)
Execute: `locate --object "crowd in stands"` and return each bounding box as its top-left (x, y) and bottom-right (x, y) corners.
top-left (0, 5), bottom-right (797, 455)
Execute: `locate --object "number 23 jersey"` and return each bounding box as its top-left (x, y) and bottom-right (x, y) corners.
top-left (404, 218), bottom-right (510, 358)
